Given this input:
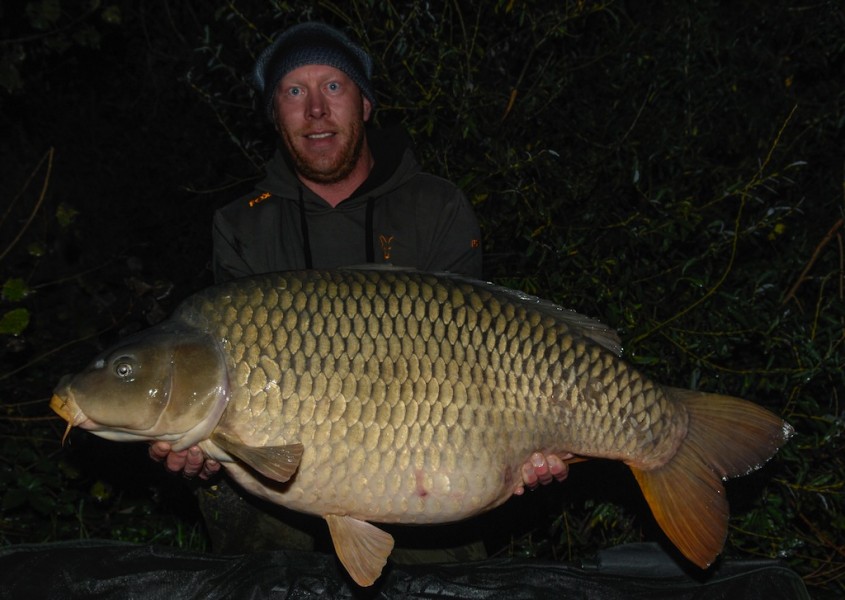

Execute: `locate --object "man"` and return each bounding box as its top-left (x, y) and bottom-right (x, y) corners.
top-left (151, 21), bottom-right (569, 556)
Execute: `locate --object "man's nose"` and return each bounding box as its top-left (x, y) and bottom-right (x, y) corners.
top-left (306, 92), bottom-right (328, 119)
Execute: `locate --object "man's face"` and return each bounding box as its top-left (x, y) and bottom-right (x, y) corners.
top-left (273, 64), bottom-right (373, 184)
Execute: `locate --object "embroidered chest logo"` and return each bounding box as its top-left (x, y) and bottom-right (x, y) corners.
top-left (248, 192), bottom-right (271, 207)
top-left (378, 235), bottom-right (394, 260)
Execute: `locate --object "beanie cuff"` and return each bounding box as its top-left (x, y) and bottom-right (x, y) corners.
top-left (252, 22), bottom-right (376, 121)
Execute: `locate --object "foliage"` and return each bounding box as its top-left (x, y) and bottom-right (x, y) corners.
top-left (1, 0), bottom-right (843, 595)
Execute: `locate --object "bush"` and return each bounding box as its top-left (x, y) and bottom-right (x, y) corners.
top-left (2, 0), bottom-right (842, 595)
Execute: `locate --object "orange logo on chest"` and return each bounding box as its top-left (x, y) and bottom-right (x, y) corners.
top-left (378, 235), bottom-right (394, 260)
top-left (248, 192), bottom-right (271, 207)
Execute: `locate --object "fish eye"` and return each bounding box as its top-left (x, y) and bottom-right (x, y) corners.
top-left (114, 361), bottom-right (134, 378)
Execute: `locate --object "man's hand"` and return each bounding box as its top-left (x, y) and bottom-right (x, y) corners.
top-left (513, 452), bottom-right (572, 496)
top-left (149, 442), bottom-right (220, 480)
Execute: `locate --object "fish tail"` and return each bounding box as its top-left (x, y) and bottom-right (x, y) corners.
top-left (630, 387), bottom-right (793, 568)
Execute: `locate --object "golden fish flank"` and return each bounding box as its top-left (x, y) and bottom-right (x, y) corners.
top-left (50, 268), bottom-right (792, 587)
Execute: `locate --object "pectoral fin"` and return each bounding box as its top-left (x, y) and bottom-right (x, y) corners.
top-left (211, 431), bottom-right (303, 482)
top-left (325, 514), bottom-right (394, 587)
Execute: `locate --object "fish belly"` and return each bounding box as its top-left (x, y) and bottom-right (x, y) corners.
top-left (216, 407), bottom-right (557, 524)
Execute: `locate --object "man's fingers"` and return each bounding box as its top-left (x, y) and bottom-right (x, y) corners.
top-left (199, 459), bottom-right (221, 481)
top-left (149, 441), bottom-right (172, 462)
top-left (531, 452), bottom-right (553, 484)
top-left (181, 447), bottom-right (204, 478)
top-left (149, 441), bottom-right (219, 480)
top-left (513, 462), bottom-right (535, 496)
top-left (164, 449), bottom-right (188, 473)
top-left (519, 452), bottom-right (575, 491)
top-left (522, 460), bottom-right (538, 486)
top-left (546, 453), bottom-right (572, 482)
top-left (514, 452), bottom-right (574, 496)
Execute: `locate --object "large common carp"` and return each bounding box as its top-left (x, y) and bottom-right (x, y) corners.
top-left (50, 269), bottom-right (792, 586)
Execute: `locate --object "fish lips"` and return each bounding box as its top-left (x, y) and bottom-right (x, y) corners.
top-left (50, 387), bottom-right (90, 445)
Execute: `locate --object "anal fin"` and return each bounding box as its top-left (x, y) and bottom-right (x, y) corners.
top-left (325, 514), bottom-right (395, 587)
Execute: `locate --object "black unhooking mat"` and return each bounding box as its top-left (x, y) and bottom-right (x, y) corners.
top-left (0, 540), bottom-right (810, 600)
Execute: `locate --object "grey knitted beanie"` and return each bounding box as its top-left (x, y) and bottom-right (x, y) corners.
top-left (252, 22), bottom-right (376, 121)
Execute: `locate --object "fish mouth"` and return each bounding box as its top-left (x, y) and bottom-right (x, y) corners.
top-left (50, 394), bottom-right (89, 445)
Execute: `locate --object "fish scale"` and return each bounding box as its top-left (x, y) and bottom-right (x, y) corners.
top-left (205, 278), bottom-right (600, 520)
top-left (51, 268), bottom-right (792, 587)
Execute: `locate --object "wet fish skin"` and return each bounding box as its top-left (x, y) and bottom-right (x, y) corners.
top-left (183, 270), bottom-right (681, 522)
top-left (50, 269), bottom-right (793, 587)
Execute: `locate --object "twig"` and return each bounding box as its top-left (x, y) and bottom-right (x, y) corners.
top-left (838, 228), bottom-right (843, 301)
top-left (1, 147), bottom-right (49, 229)
top-left (631, 107), bottom-right (796, 344)
top-left (0, 147), bottom-right (54, 264)
top-left (630, 187), bottom-right (747, 345)
top-left (0, 320), bottom-right (115, 383)
top-left (781, 217), bottom-right (844, 305)
top-left (0, 5), bottom-right (98, 46)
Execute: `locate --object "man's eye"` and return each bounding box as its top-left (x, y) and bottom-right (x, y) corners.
top-left (288, 87), bottom-right (302, 97)
top-left (327, 82), bottom-right (340, 92)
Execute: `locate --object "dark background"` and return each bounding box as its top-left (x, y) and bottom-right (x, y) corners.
top-left (1, 1), bottom-right (843, 596)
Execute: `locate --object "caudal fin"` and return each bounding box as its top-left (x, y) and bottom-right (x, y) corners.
top-left (631, 388), bottom-right (793, 568)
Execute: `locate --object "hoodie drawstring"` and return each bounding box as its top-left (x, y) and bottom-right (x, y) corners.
top-left (297, 187), bottom-right (313, 269)
top-left (365, 197), bottom-right (375, 263)
top-left (297, 188), bottom-right (375, 268)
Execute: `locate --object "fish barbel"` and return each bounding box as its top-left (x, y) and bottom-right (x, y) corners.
top-left (50, 269), bottom-right (793, 586)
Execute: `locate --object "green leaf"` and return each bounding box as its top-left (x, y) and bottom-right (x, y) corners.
top-left (0, 53), bottom-right (23, 94)
top-left (72, 24), bottom-right (102, 49)
top-left (89, 480), bottom-right (113, 502)
top-left (28, 493), bottom-right (57, 515)
top-left (101, 5), bottom-right (122, 25)
top-left (2, 278), bottom-right (31, 302)
top-left (56, 203), bottom-right (79, 228)
top-left (27, 242), bottom-right (46, 258)
top-left (0, 308), bottom-right (31, 335)
top-left (26, 0), bottom-right (62, 30)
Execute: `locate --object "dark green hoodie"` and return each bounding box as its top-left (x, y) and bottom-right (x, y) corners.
top-left (212, 128), bottom-right (482, 282)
